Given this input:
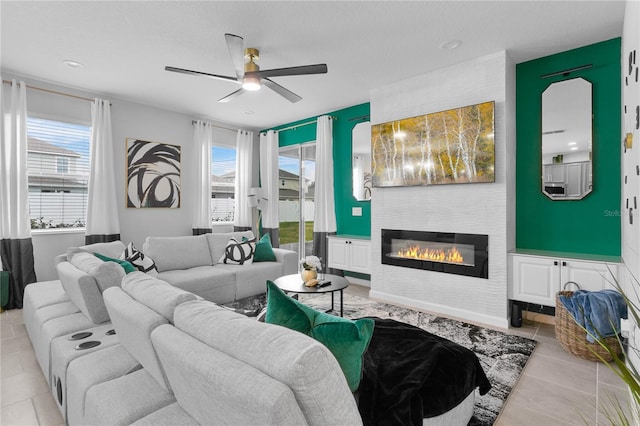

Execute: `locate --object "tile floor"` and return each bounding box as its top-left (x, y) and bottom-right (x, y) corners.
top-left (0, 284), bottom-right (632, 426)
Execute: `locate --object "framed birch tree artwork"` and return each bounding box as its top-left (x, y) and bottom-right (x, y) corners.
top-left (372, 101), bottom-right (495, 187)
top-left (126, 138), bottom-right (181, 208)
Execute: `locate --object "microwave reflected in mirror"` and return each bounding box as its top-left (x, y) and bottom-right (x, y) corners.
top-left (541, 77), bottom-right (593, 200)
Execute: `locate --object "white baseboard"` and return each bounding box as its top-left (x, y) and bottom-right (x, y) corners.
top-left (345, 277), bottom-right (370, 287)
top-left (369, 290), bottom-right (509, 330)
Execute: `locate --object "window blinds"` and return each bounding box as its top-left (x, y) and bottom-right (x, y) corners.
top-left (26, 117), bottom-right (91, 229)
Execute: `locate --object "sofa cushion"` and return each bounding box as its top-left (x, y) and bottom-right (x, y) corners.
top-left (130, 402), bottom-right (198, 426)
top-left (56, 261), bottom-right (110, 324)
top-left (173, 301), bottom-right (362, 425)
top-left (66, 345), bottom-right (141, 426)
top-left (219, 238), bottom-right (255, 266)
top-left (265, 281), bottom-right (375, 392)
top-left (103, 286), bottom-right (172, 391)
top-left (206, 231), bottom-right (254, 264)
top-left (157, 266), bottom-right (236, 303)
top-left (144, 235), bottom-right (212, 272)
top-left (84, 368), bottom-right (176, 426)
top-left (122, 242), bottom-right (158, 274)
top-left (151, 324), bottom-right (308, 426)
top-left (253, 233), bottom-right (277, 262)
top-left (94, 252), bottom-right (136, 274)
top-left (23, 280), bottom-right (69, 342)
top-left (69, 251), bottom-right (125, 293)
top-left (216, 261), bottom-right (283, 300)
top-left (66, 240), bottom-right (126, 261)
top-left (121, 272), bottom-right (197, 323)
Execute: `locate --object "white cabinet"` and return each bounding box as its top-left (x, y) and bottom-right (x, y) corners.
top-left (327, 236), bottom-right (371, 274)
top-left (542, 161), bottom-right (592, 199)
top-left (543, 164), bottom-right (565, 183)
top-left (509, 253), bottom-right (619, 306)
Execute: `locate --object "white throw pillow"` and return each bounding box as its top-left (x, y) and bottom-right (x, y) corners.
top-left (219, 238), bottom-right (255, 266)
top-left (121, 242), bottom-right (158, 275)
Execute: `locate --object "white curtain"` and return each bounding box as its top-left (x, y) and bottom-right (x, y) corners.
top-left (314, 116), bottom-right (336, 233)
top-left (234, 130), bottom-right (254, 230)
top-left (313, 116), bottom-right (338, 274)
top-left (192, 121), bottom-right (213, 234)
top-left (0, 79), bottom-right (37, 308)
top-left (259, 130), bottom-right (280, 245)
top-left (85, 98), bottom-right (120, 244)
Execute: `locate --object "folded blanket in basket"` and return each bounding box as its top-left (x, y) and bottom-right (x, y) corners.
top-left (559, 289), bottom-right (627, 343)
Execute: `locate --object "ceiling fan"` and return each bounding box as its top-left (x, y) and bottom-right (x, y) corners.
top-left (165, 33), bottom-right (328, 103)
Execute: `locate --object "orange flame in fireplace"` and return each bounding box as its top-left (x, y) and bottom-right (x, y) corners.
top-left (397, 245), bottom-right (464, 263)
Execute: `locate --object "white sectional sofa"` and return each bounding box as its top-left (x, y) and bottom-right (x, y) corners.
top-left (24, 270), bottom-right (361, 425)
top-left (23, 233), bottom-right (298, 417)
top-left (143, 231), bottom-right (298, 303)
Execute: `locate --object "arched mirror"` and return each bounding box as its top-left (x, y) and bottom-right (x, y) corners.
top-left (352, 121), bottom-right (372, 201)
top-left (541, 78), bottom-right (593, 200)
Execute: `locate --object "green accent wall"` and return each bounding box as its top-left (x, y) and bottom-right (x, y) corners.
top-left (516, 38), bottom-right (621, 256)
top-left (265, 102), bottom-right (371, 237)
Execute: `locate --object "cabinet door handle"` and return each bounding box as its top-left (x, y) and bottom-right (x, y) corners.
top-left (562, 261), bottom-right (567, 267)
top-left (554, 261), bottom-right (558, 266)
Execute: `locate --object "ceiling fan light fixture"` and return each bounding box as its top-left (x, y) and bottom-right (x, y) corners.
top-left (242, 75), bottom-right (261, 91)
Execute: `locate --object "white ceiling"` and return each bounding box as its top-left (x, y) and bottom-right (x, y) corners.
top-left (1, 1), bottom-right (626, 131)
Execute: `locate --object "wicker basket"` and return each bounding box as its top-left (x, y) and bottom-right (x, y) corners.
top-left (555, 284), bottom-right (622, 362)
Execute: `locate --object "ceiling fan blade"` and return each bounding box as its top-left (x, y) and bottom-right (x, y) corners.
top-left (262, 78), bottom-right (302, 103)
top-left (224, 33), bottom-right (245, 80)
top-left (257, 64), bottom-right (328, 79)
top-left (165, 66), bottom-right (240, 84)
top-left (218, 88), bottom-right (246, 103)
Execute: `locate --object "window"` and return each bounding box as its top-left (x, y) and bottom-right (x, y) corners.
top-left (211, 145), bottom-right (236, 223)
top-left (26, 117), bottom-right (91, 229)
top-left (56, 157), bottom-right (69, 174)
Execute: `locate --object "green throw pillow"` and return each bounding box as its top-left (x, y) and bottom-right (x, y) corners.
top-left (265, 280), bottom-right (374, 392)
top-left (253, 234), bottom-right (277, 262)
top-left (94, 252), bottom-right (136, 274)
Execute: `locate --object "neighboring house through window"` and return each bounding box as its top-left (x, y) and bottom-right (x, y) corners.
top-left (26, 117), bottom-right (91, 229)
top-left (211, 145), bottom-right (236, 223)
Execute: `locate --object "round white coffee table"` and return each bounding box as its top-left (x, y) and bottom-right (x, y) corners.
top-left (273, 273), bottom-right (349, 317)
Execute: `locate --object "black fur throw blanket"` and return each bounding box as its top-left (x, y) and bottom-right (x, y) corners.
top-left (357, 317), bottom-right (491, 425)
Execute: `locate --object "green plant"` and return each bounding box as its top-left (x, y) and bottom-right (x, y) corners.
top-left (580, 267), bottom-right (640, 424)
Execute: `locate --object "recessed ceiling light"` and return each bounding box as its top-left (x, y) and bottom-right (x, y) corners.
top-left (570, 147), bottom-right (578, 151)
top-left (63, 60), bottom-right (83, 68)
top-left (568, 141), bottom-right (577, 145)
top-left (440, 40), bottom-right (462, 50)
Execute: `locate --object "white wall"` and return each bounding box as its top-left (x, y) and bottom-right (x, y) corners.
top-left (5, 73), bottom-right (252, 281)
top-left (621, 0), bottom-right (640, 376)
top-left (369, 51), bottom-right (515, 329)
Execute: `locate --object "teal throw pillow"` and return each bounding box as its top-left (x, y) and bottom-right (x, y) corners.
top-left (265, 280), bottom-right (374, 392)
top-left (253, 234), bottom-right (277, 262)
top-left (94, 252), bottom-right (136, 274)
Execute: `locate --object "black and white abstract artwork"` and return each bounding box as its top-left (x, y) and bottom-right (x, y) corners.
top-left (126, 138), bottom-right (181, 208)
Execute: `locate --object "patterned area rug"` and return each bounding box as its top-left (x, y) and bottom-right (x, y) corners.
top-left (227, 292), bottom-right (537, 426)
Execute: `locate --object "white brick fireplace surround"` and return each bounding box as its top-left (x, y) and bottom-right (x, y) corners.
top-left (369, 51), bottom-right (516, 329)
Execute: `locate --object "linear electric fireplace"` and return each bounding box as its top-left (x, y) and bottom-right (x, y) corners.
top-left (381, 229), bottom-right (488, 278)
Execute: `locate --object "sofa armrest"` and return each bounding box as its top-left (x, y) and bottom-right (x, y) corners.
top-left (56, 261), bottom-right (110, 324)
top-left (271, 248), bottom-right (298, 275)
